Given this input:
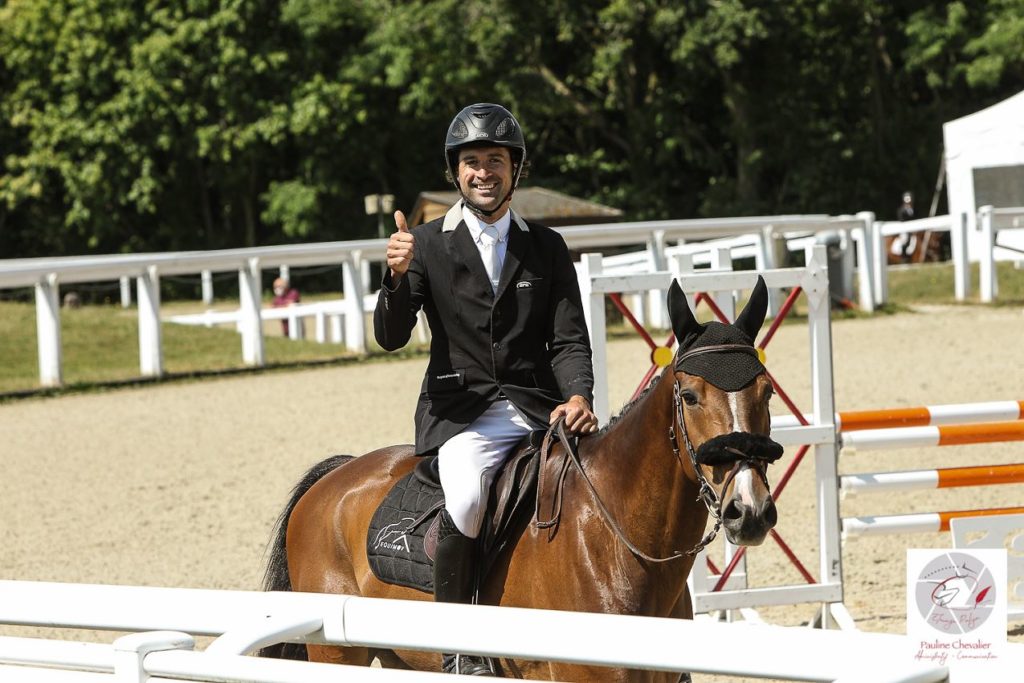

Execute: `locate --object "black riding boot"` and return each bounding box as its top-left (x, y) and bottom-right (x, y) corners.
top-left (434, 510), bottom-right (494, 677)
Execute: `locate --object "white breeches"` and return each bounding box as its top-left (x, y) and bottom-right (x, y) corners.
top-left (437, 400), bottom-right (534, 538)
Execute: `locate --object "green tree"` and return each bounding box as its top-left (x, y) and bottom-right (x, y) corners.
top-left (3, 0), bottom-right (1024, 262)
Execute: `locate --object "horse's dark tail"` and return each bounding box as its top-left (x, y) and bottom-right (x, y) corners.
top-left (258, 454), bottom-right (356, 660)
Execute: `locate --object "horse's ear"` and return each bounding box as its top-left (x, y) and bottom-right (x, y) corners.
top-left (668, 279), bottom-right (701, 346)
top-left (735, 275), bottom-right (768, 341)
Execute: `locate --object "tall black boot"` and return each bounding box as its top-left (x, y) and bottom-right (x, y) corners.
top-left (434, 510), bottom-right (494, 677)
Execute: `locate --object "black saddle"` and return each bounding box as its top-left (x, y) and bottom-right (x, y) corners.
top-left (366, 430), bottom-right (548, 594)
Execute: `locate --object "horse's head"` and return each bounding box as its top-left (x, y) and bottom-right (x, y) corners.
top-left (667, 276), bottom-right (783, 547)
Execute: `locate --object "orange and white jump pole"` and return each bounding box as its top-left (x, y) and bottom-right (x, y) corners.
top-left (842, 463), bottom-right (1024, 496)
top-left (843, 506), bottom-right (1024, 537)
top-left (839, 420), bottom-right (1024, 451)
top-left (772, 399), bottom-right (1024, 432)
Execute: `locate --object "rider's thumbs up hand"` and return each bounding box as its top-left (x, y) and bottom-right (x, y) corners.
top-left (395, 210), bottom-right (410, 233)
top-left (388, 210), bottom-right (415, 280)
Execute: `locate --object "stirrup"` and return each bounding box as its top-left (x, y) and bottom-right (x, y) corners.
top-left (442, 653), bottom-right (495, 676)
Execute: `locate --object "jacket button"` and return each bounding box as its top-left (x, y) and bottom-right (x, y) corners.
top-left (492, 342), bottom-right (501, 350)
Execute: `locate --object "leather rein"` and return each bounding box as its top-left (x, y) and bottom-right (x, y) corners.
top-left (534, 343), bottom-right (771, 563)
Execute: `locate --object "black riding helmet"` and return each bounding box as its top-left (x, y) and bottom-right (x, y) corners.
top-left (444, 103), bottom-right (526, 217)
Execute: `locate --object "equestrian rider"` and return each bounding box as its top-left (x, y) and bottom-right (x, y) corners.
top-left (374, 102), bottom-right (598, 675)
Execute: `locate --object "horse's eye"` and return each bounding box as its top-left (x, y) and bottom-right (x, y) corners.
top-left (681, 390), bottom-right (698, 406)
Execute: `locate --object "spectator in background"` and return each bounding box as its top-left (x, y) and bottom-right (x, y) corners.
top-left (271, 277), bottom-right (301, 336)
top-left (897, 191), bottom-right (915, 222)
top-left (890, 191), bottom-right (916, 263)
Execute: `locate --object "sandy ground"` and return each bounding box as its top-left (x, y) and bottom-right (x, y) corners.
top-left (2, 303), bottom-right (1023, 680)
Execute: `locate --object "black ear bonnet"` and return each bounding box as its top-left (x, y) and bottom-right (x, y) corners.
top-left (668, 276), bottom-right (769, 392)
top-left (675, 323), bottom-right (766, 392)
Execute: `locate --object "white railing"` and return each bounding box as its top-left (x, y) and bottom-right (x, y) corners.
top-left (871, 214), bottom-right (958, 304)
top-left (167, 301), bottom-right (349, 344)
top-left (5, 205), bottom-right (1022, 389)
top-left (3, 241), bottom-right (381, 387)
top-left (0, 581), bottom-right (978, 682)
top-left (0, 209), bottom-right (904, 390)
top-left (871, 206), bottom-right (1024, 305)
top-left (979, 205), bottom-right (1024, 302)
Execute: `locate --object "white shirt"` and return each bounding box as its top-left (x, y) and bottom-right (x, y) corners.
top-left (462, 205), bottom-right (511, 292)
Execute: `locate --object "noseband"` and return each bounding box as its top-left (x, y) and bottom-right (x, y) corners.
top-left (671, 343), bottom-right (784, 555)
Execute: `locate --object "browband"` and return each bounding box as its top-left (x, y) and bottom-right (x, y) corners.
top-left (676, 343), bottom-right (759, 365)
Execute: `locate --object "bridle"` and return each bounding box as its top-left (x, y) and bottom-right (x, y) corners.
top-left (536, 342), bottom-right (776, 563)
top-left (670, 343), bottom-right (774, 555)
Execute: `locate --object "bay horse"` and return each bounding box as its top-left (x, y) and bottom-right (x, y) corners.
top-left (261, 277), bottom-right (783, 681)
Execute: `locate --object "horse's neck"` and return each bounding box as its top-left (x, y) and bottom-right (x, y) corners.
top-left (583, 373), bottom-right (704, 558)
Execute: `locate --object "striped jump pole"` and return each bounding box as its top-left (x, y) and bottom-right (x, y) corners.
top-left (841, 463), bottom-right (1024, 496)
top-left (772, 399), bottom-right (1024, 432)
top-left (840, 420), bottom-right (1024, 451)
top-left (843, 506), bottom-right (1024, 537)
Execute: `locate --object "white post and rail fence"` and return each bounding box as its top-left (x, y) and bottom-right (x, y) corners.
top-left (3, 207), bottom-right (1021, 390)
top-left (0, 212), bottom-right (872, 390)
top-left (2, 580), bottom-right (1009, 682)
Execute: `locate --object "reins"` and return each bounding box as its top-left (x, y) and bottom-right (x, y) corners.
top-left (535, 417), bottom-right (686, 563)
top-left (534, 342), bottom-right (775, 563)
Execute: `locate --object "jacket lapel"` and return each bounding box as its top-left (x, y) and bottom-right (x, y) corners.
top-left (449, 221), bottom-right (494, 296)
top-left (494, 217), bottom-right (530, 301)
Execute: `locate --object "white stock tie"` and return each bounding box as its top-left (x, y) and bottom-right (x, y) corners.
top-left (481, 226), bottom-right (502, 294)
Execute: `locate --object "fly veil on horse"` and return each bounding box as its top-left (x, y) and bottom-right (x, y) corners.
top-left (261, 277), bottom-right (784, 680)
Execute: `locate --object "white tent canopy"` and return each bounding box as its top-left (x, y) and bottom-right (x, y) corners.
top-left (943, 90), bottom-right (1024, 259)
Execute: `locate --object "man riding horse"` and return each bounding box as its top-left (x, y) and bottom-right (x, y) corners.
top-left (374, 102), bottom-right (599, 675)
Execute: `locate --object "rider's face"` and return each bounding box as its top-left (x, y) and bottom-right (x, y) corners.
top-left (457, 146), bottom-right (513, 217)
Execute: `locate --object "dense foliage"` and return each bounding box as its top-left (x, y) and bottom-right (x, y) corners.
top-left (1, 0), bottom-right (1022, 257)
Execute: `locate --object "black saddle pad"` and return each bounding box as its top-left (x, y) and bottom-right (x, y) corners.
top-left (366, 467), bottom-right (445, 593)
top-left (366, 431), bottom-right (545, 594)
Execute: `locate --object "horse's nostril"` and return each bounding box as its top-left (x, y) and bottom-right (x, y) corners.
top-left (723, 500), bottom-right (744, 522)
top-left (764, 499), bottom-right (778, 528)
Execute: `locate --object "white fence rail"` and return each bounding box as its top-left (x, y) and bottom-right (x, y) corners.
top-left (4, 206), bottom-right (1021, 390)
top-left (0, 581), bottom-right (979, 682)
top-left (871, 206), bottom-right (1024, 305)
top-left (3, 213), bottom-right (859, 390)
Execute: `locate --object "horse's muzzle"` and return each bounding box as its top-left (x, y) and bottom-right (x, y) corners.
top-left (722, 493), bottom-right (777, 546)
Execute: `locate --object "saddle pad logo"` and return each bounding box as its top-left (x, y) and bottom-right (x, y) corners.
top-left (373, 517), bottom-right (415, 553)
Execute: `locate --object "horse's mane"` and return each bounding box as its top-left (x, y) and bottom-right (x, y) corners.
top-left (597, 368), bottom-right (666, 435)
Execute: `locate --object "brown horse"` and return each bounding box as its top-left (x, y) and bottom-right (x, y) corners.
top-left (261, 277), bottom-right (783, 681)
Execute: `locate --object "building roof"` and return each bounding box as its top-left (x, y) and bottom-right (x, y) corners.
top-left (408, 187), bottom-right (623, 227)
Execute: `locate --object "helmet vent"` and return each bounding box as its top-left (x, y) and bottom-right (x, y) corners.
top-left (450, 119), bottom-right (469, 140)
top-left (495, 117), bottom-right (515, 139)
